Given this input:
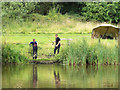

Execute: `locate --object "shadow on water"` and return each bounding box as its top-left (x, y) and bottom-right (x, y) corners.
top-left (54, 70), bottom-right (61, 88)
top-left (33, 65), bottom-right (38, 88)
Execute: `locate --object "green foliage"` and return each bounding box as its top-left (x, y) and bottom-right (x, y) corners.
top-left (47, 5), bottom-right (62, 21)
top-left (57, 2), bottom-right (86, 15)
top-left (2, 2), bottom-right (37, 21)
top-left (2, 44), bottom-right (28, 64)
top-left (3, 13), bottom-right (99, 34)
top-left (81, 2), bottom-right (120, 24)
top-left (58, 39), bottom-right (118, 65)
top-left (2, 2), bottom-right (120, 24)
top-left (34, 2), bottom-right (53, 15)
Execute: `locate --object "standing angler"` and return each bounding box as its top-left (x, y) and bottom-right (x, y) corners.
top-left (54, 34), bottom-right (61, 54)
top-left (29, 39), bottom-right (38, 59)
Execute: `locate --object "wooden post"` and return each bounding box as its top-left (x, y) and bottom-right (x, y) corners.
top-left (118, 29), bottom-right (120, 46)
top-left (118, 29), bottom-right (120, 65)
top-left (118, 28), bottom-right (120, 90)
top-left (99, 38), bottom-right (101, 43)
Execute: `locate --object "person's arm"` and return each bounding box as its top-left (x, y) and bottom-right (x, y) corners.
top-left (29, 42), bottom-right (32, 46)
top-left (52, 40), bottom-right (55, 42)
top-left (56, 38), bottom-right (60, 47)
top-left (52, 39), bottom-right (56, 45)
top-left (56, 41), bottom-right (60, 47)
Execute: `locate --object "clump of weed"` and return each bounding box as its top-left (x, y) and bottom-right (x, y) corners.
top-left (2, 44), bottom-right (28, 64)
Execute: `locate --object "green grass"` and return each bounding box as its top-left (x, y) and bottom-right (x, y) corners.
top-left (58, 38), bottom-right (118, 65)
top-left (2, 34), bottom-right (118, 65)
top-left (2, 13), bottom-right (119, 64)
top-left (2, 34), bottom-right (91, 62)
top-left (3, 13), bottom-right (105, 34)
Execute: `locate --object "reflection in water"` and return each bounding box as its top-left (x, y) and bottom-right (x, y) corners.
top-left (86, 65), bottom-right (98, 76)
top-left (33, 65), bottom-right (38, 88)
top-left (54, 70), bottom-right (60, 88)
top-left (2, 64), bottom-right (118, 88)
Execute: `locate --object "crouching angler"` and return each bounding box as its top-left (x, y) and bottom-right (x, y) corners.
top-left (29, 39), bottom-right (38, 59)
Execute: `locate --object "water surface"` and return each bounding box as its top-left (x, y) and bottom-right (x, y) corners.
top-left (2, 64), bottom-right (118, 88)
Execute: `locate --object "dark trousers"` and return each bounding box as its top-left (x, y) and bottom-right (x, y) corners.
top-left (33, 48), bottom-right (37, 59)
top-left (54, 45), bottom-right (60, 54)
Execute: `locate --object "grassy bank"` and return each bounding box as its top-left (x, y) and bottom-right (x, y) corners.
top-left (2, 14), bottom-right (119, 64)
top-left (58, 39), bottom-right (118, 65)
top-left (2, 34), bottom-right (91, 64)
top-left (3, 14), bottom-right (110, 34)
top-left (2, 34), bottom-right (118, 65)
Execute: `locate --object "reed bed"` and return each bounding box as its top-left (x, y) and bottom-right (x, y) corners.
top-left (58, 39), bottom-right (118, 65)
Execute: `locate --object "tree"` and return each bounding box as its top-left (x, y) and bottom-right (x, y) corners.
top-left (81, 2), bottom-right (120, 24)
top-left (2, 2), bottom-right (37, 20)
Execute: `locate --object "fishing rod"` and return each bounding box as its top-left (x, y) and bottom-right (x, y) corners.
top-left (41, 30), bottom-right (55, 57)
top-left (13, 43), bottom-right (42, 49)
top-left (13, 43), bottom-right (28, 45)
top-left (46, 34), bottom-right (54, 45)
top-left (43, 29), bottom-right (73, 45)
top-left (42, 30), bottom-right (55, 45)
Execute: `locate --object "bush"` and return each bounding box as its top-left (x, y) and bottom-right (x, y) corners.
top-left (2, 44), bottom-right (28, 64)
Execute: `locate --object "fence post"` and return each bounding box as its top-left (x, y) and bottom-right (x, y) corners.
top-left (118, 28), bottom-right (120, 90)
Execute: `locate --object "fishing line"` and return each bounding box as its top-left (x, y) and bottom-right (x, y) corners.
top-left (42, 30), bottom-right (55, 56)
top-left (46, 35), bottom-right (54, 45)
top-left (42, 29), bottom-right (54, 45)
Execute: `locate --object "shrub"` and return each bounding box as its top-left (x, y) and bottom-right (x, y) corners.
top-left (2, 44), bottom-right (28, 64)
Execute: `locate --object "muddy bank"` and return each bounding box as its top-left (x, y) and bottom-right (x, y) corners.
top-left (29, 60), bottom-right (61, 64)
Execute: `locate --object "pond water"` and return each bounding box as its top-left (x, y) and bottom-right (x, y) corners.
top-left (2, 64), bottom-right (118, 88)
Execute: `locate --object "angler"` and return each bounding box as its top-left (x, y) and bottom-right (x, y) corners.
top-left (54, 34), bottom-right (61, 54)
top-left (29, 39), bottom-right (38, 59)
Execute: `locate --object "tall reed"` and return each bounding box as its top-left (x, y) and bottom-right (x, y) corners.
top-left (58, 39), bottom-right (118, 65)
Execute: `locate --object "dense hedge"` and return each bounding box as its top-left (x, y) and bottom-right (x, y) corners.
top-left (2, 2), bottom-right (120, 24)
